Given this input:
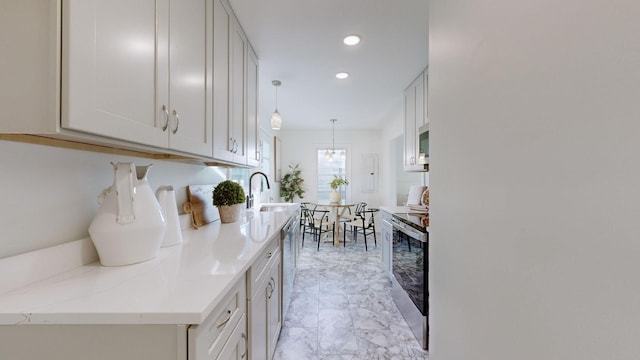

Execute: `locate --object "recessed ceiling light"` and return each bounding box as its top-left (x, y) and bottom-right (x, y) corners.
top-left (335, 72), bottom-right (349, 80)
top-left (343, 35), bottom-right (361, 46)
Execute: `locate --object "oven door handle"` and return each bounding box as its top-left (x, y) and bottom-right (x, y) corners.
top-left (391, 218), bottom-right (428, 243)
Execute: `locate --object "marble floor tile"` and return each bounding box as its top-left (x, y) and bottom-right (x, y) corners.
top-left (273, 327), bottom-right (319, 360)
top-left (274, 232), bottom-right (429, 359)
top-left (318, 326), bottom-right (359, 355)
top-left (319, 292), bottom-right (349, 310)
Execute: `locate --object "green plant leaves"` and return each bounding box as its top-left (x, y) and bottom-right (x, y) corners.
top-left (280, 164), bottom-right (305, 202)
top-left (212, 180), bottom-right (246, 207)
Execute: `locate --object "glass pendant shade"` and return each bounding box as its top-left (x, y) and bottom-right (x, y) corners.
top-left (271, 110), bottom-right (282, 130)
top-left (271, 80), bottom-right (282, 130)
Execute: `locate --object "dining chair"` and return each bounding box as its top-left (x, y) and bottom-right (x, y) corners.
top-left (299, 202), bottom-right (315, 230)
top-left (301, 207), bottom-right (335, 250)
top-left (341, 202), bottom-right (367, 233)
top-left (343, 208), bottom-right (379, 251)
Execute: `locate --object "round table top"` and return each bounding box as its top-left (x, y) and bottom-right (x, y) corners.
top-left (313, 200), bottom-right (356, 207)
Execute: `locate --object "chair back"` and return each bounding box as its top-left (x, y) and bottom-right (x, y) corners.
top-left (354, 202), bottom-right (367, 215)
top-left (302, 207), bottom-right (330, 229)
top-left (359, 209), bottom-right (378, 228)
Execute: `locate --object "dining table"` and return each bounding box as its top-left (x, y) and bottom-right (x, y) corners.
top-left (312, 200), bottom-right (356, 245)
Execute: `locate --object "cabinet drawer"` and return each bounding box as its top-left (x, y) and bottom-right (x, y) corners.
top-left (247, 236), bottom-right (280, 299)
top-left (189, 275), bottom-right (247, 360)
top-left (215, 313), bottom-right (247, 360)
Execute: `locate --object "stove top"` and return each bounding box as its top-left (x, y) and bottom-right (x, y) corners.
top-left (392, 213), bottom-right (429, 233)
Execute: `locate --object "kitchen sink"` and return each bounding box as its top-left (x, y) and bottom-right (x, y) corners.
top-left (258, 203), bottom-right (291, 212)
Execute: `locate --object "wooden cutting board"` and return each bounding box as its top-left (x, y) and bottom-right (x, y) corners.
top-left (182, 185), bottom-right (220, 229)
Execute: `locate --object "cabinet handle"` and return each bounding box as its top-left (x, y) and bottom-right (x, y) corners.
top-left (266, 251), bottom-right (272, 259)
top-left (267, 278), bottom-right (274, 299)
top-left (233, 139), bottom-right (238, 153)
top-left (229, 138), bottom-right (234, 152)
top-left (216, 309), bottom-right (232, 328)
top-left (240, 333), bottom-right (248, 359)
top-left (161, 105), bottom-right (169, 131)
top-left (171, 109), bottom-right (180, 134)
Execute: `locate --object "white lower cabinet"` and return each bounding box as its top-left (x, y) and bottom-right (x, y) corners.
top-left (0, 276), bottom-right (249, 360)
top-left (189, 276), bottom-right (247, 360)
top-left (381, 210), bottom-right (393, 276)
top-left (247, 235), bottom-right (282, 360)
top-left (216, 314), bottom-right (248, 360)
top-left (0, 324), bottom-right (188, 360)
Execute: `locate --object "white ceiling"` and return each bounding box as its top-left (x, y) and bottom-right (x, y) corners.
top-left (227, 0), bottom-right (429, 131)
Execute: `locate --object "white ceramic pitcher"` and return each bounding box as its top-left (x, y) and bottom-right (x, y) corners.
top-left (89, 162), bottom-right (166, 266)
top-left (156, 185), bottom-right (183, 247)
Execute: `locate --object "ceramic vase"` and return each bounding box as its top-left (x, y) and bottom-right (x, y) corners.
top-left (89, 162), bottom-right (166, 266)
top-left (329, 190), bottom-right (341, 203)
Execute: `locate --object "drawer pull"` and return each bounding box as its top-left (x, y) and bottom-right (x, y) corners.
top-left (266, 251), bottom-right (273, 259)
top-left (216, 309), bottom-right (232, 328)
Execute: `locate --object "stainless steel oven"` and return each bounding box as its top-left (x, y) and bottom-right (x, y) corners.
top-left (390, 213), bottom-right (428, 350)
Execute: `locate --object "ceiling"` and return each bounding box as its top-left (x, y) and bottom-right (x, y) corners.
top-left (227, 0), bottom-right (429, 131)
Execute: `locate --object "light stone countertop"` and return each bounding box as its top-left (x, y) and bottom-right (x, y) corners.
top-left (0, 204), bottom-right (298, 326)
top-left (379, 205), bottom-right (410, 214)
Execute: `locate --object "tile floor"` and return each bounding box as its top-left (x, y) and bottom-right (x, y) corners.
top-left (273, 231), bottom-right (429, 360)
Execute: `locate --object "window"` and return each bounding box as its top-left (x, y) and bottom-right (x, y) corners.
top-left (317, 148), bottom-right (347, 201)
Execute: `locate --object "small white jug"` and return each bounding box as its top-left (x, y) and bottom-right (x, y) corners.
top-left (156, 185), bottom-right (183, 247)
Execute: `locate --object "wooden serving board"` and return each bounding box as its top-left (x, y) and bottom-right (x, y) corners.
top-left (182, 185), bottom-right (220, 229)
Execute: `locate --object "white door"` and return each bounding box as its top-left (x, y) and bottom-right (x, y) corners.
top-left (212, 0), bottom-right (234, 162)
top-left (246, 44), bottom-right (260, 167)
top-left (62, 0), bottom-right (167, 147)
top-left (230, 16), bottom-right (247, 164)
top-left (166, 0), bottom-right (212, 156)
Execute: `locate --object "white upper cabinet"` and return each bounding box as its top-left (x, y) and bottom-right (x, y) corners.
top-left (61, 0), bottom-right (165, 147)
top-left (212, 0), bottom-right (260, 166)
top-left (230, 14), bottom-right (247, 163)
top-left (62, 0), bottom-right (212, 157)
top-left (246, 44), bottom-right (260, 168)
top-left (1, 0), bottom-right (262, 164)
top-left (404, 69), bottom-right (428, 171)
top-left (165, 0), bottom-right (212, 156)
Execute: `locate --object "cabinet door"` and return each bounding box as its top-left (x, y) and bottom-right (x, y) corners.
top-left (382, 223), bottom-right (392, 274)
top-left (212, 0), bottom-right (234, 162)
top-left (62, 0), bottom-right (167, 148)
top-left (267, 256), bottom-right (282, 359)
top-left (403, 84), bottom-right (417, 168)
top-left (166, 0), bottom-right (212, 156)
top-left (404, 72), bottom-right (425, 170)
top-left (230, 15), bottom-right (247, 164)
top-left (249, 253), bottom-right (281, 360)
top-left (250, 279), bottom-right (268, 360)
top-left (246, 44), bottom-right (260, 168)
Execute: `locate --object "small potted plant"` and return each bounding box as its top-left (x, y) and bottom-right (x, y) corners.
top-left (328, 175), bottom-right (349, 203)
top-left (212, 180), bottom-right (246, 223)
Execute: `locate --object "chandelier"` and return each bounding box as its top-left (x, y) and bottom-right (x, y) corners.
top-left (324, 119), bottom-right (345, 160)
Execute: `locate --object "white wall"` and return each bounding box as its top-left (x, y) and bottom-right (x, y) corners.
top-left (0, 140), bottom-right (230, 259)
top-left (429, 0), bottom-right (640, 359)
top-left (279, 128), bottom-right (386, 207)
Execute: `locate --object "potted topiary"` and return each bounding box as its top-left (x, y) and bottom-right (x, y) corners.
top-left (212, 180), bottom-right (246, 223)
top-left (328, 175), bottom-right (349, 203)
top-left (280, 164), bottom-right (305, 202)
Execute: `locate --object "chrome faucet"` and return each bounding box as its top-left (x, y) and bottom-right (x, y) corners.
top-left (247, 171), bottom-right (271, 208)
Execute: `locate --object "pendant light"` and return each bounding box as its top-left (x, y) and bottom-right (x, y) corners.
top-left (325, 119), bottom-right (337, 160)
top-left (270, 80), bottom-right (282, 130)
